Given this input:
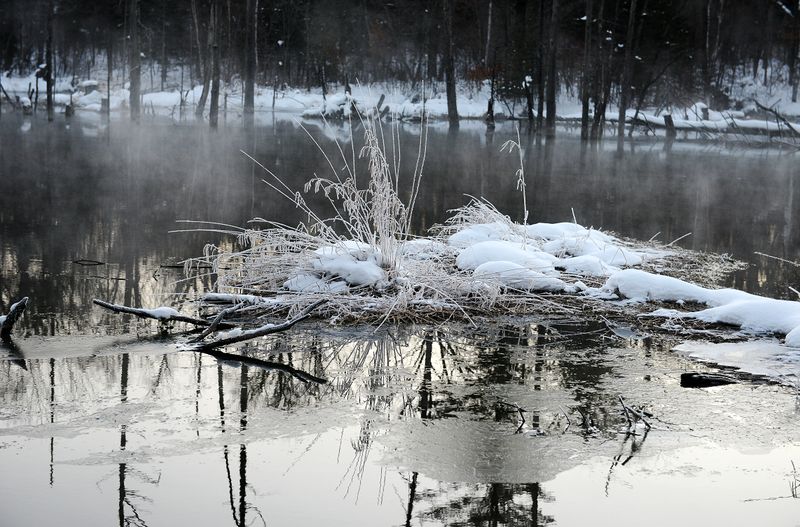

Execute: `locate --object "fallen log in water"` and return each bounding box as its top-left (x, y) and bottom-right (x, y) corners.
top-left (1, 297), bottom-right (29, 340)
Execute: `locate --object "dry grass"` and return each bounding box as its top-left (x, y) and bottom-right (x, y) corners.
top-left (192, 117), bottom-right (743, 327)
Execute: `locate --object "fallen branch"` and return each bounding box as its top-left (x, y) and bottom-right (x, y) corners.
top-left (196, 299), bottom-right (327, 350)
top-left (92, 299), bottom-right (236, 329)
top-left (189, 302), bottom-right (245, 343)
top-left (1, 297), bottom-right (29, 340)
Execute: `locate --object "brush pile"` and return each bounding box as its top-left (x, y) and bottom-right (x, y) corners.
top-left (193, 117), bottom-right (744, 329)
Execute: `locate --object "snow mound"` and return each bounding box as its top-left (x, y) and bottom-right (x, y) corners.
top-left (473, 261), bottom-right (573, 292)
top-left (456, 241), bottom-right (557, 273)
top-left (605, 269), bottom-right (800, 345)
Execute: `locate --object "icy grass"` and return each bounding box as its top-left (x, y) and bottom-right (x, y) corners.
top-left (196, 116), bottom-right (800, 348)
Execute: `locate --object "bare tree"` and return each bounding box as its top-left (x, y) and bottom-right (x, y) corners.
top-left (580, 0), bottom-right (593, 140)
top-left (129, 0), bottom-right (141, 122)
top-left (209, 0), bottom-right (221, 128)
top-left (443, 0), bottom-right (459, 128)
top-left (616, 0), bottom-right (638, 151)
top-left (46, 0), bottom-right (54, 122)
top-left (243, 0), bottom-right (256, 117)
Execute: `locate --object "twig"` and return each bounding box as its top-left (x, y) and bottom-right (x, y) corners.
top-left (1, 297), bottom-right (29, 340)
top-left (618, 395), bottom-right (633, 429)
top-left (754, 251), bottom-right (800, 267)
top-left (196, 299), bottom-right (327, 350)
top-left (189, 302), bottom-right (245, 343)
top-left (619, 395), bottom-right (651, 430)
top-left (754, 100), bottom-right (800, 137)
top-left (93, 299), bottom-right (236, 329)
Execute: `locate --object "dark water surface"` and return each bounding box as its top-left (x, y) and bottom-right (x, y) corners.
top-left (1, 114), bottom-right (800, 526)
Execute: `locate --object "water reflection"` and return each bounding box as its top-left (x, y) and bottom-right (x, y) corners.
top-left (2, 114), bottom-right (800, 525)
top-left (1, 320), bottom-right (800, 525)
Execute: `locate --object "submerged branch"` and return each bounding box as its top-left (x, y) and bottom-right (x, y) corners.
top-left (1, 297), bottom-right (29, 340)
top-left (92, 299), bottom-right (236, 329)
top-left (198, 348), bottom-right (327, 384)
top-left (196, 299), bottom-right (327, 350)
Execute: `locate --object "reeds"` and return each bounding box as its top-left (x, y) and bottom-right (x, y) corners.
top-left (194, 115), bottom-right (742, 326)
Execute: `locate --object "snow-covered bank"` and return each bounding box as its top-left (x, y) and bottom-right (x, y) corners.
top-left (8, 70), bottom-right (800, 134)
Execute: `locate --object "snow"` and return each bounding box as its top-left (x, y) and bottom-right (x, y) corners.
top-left (142, 306), bottom-right (181, 320)
top-left (311, 251), bottom-right (387, 287)
top-left (473, 261), bottom-right (573, 292)
top-left (284, 273), bottom-right (349, 293)
top-left (603, 269), bottom-right (800, 346)
top-left (0, 315), bottom-right (6, 326)
top-left (456, 241), bottom-right (558, 273)
top-left (559, 255), bottom-right (618, 277)
top-left (447, 222), bottom-right (516, 248)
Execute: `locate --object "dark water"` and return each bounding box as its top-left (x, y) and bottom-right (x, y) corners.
top-left (1, 114), bottom-right (800, 526)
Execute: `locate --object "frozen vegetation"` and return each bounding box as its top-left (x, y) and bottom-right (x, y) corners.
top-left (183, 117), bottom-right (800, 353)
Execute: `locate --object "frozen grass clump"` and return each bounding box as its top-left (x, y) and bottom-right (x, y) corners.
top-left (195, 118), bottom-right (743, 328)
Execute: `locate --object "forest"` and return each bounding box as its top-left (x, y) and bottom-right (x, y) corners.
top-left (2, 0), bottom-right (800, 135)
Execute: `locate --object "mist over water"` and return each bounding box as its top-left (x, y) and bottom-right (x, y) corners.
top-left (1, 113), bottom-right (798, 327)
top-left (2, 114), bottom-right (800, 526)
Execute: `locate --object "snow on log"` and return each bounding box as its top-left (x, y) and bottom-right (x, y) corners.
top-left (92, 299), bottom-right (236, 329)
top-left (0, 297), bottom-right (29, 340)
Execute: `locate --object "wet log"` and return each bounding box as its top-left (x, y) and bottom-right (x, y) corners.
top-left (680, 372), bottom-right (737, 388)
top-left (1, 297), bottom-right (29, 340)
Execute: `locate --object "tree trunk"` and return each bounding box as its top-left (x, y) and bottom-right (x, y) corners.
top-left (46, 0), bottom-right (54, 122)
top-left (536, 0), bottom-right (546, 130)
top-left (107, 38), bottom-right (113, 118)
top-left (129, 0), bottom-right (141, 122)
top-left (544, 0), bottom-right (558, 137)
top-left (616, 0), bottom-right (638, 151)
top-left (192, 0), bottom-right (210, 118)
top-left (209, 0), bottom-right (221, 128)
top-left (443, 0), bottom-right (459, 128)
top-left (160, 4), bottom-right (167, 92)
top-left (484, 0), bottom-right (493, 66)
top-left (243, 0), bottom-right (256, 116)
top-left (580, 0), bottom-right (593, 140)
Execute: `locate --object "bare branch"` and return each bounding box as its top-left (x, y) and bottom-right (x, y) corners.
top-left (196, 299), bottom-right (327, 350)
top-left (92, 299), bottom-right (235, 329)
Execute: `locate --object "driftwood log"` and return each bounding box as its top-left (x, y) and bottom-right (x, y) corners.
top-left (1, 297), bottom-right (29, 340)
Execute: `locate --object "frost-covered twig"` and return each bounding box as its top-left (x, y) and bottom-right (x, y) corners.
top-left (92, 299), bottom-right (235, 329)
top-left (0, 297), bottom-right (29, 340)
